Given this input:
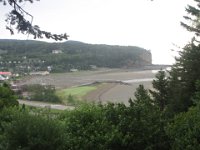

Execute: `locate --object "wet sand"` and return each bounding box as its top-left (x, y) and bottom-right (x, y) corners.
top-left (19, 68), bottom-right (156, 104)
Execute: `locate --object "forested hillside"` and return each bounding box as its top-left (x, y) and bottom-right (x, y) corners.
top-left (0, 39), bottom-right (152, 73)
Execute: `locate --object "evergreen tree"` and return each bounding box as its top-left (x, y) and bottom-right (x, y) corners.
top-left (166, 0), bottom-right (200, 114)
top-left (181, 0), bottom-right (200, 36)
top-left (128, 85), bottom-right (170, 149)
top-left (134, 84), bottom-right (152, 105)
top-left (167, 42), bottom-right (200, 114)
top-left (150, 70), bottom-right (169, 111)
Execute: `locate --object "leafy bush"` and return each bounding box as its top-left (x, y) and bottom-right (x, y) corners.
top-left (60, 98), bottom-right (169, 150)
top-left (167, 105), bottom-right (200, 150)
top-left (1, 108), bottom-right (64, 150)
top-left (0, 83), bottom-right (18, 109)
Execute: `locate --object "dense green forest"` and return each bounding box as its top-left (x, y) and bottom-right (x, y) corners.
top-left (0, 39), bottom-right (152, 73)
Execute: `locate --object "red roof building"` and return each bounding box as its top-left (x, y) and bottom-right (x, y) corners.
top-left (0, 72), bottom-right (12, 76)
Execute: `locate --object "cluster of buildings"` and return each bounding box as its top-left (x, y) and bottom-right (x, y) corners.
top-left (0, 72), bottom-right (12, 81)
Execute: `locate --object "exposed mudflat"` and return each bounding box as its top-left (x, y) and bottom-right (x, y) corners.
top-left (18, 68), bottom-right (157, 104)
top-left (83, 81), bottom-right (153, 105)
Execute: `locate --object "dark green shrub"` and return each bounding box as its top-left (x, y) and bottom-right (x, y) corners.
top-left (1, 109), bottom-right (64, 150)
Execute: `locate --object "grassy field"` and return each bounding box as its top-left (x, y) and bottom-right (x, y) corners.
top-left (56, 85), bottom-right (98, 104)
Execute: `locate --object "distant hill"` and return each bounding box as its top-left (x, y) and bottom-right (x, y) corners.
top-left (0, 39), bottom-right (152, 73)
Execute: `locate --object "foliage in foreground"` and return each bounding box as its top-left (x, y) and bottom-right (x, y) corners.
top-left (0, 83), bottom-right (18, 109)
top-left (0, 107), bottom-right (64, 150)
top-left (167, 105), bottom-right (200, 150)
top-left (166, 82), bottom-right (200, 150)
top-left (1, 78), bottom-right (200, 149)
top-left (0, 85), bottom-right (170, 150)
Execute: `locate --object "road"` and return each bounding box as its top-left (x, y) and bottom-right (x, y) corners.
top-left (18, 100), bottom-right (75, 110)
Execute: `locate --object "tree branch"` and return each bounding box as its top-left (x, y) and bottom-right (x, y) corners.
top-left (1, 0), bottom-right (69, 41)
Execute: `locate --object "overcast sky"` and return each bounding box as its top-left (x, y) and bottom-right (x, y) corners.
top-left (0, 0), bottom-right (194, 64)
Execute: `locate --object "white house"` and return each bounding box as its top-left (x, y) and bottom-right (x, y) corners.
top-left (52, 50), bottom-right (63, 54)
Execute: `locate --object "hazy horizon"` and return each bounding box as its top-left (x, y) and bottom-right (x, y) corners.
top-left (0, 0), bottom-right (194, 64)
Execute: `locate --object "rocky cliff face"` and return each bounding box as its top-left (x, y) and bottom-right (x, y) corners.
top-left (139, 50), bottom-right (152, 65)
